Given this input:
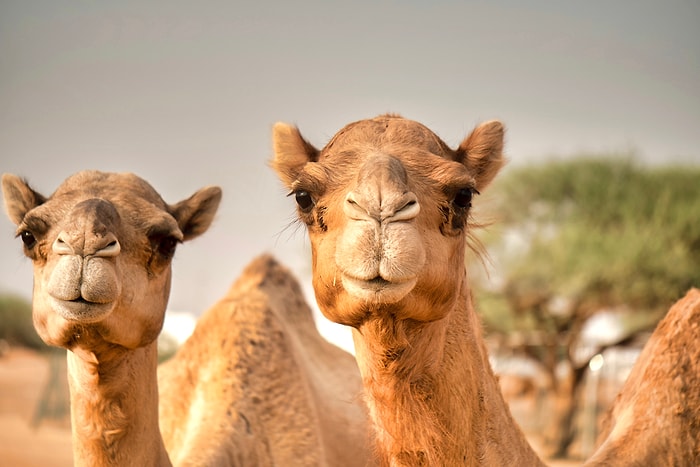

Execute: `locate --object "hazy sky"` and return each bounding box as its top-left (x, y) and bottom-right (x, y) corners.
top-left (1, 0), bottom-right (698, 348)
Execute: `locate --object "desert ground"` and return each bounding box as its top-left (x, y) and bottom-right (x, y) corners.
top-left (0, 346), bottom-right (579, 466)
top-left (0, 347), bottom-right (72, 466)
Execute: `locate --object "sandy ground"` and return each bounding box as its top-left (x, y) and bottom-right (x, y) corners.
top-left (0, 346), bottom-right (581, 466)
top-left (0, 347), bottom-right (72, 466)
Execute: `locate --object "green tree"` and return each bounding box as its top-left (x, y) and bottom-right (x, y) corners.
top-left (472, 157), bottom-right (700, 458)
top-left (0, 293), bottom-right (48, 351)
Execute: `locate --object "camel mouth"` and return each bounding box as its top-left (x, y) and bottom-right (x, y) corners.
top-left (367, 276), bottom-right (392, 287)
top-left (341, 274), bottom-right (416, 304)
top-left (49, 296), bottom-right (116, 323)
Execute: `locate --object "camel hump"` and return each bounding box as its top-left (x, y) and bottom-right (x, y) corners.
top-left (654, 287), bottom-right (700, 341)
top-left (230, 254), bottom-right (317, 328)
top-left (680, 287), bottom-right (700, 311)
top-left (234, 254), bottom-right (289, 286)
top-left (585, 287), bottom-right (700, 466)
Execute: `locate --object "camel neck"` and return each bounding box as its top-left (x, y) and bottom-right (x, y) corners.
top-left (66, 341), bottom-right (171, 467)
top-left (352, 285), bottom-right (543, 466)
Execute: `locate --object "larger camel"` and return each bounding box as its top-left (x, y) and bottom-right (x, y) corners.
top-left (2, 171), bottom-right (371, 466)
top-left (272, 114), bottom-right (545, 466)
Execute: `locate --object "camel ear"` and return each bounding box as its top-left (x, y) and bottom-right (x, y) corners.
top-left (455, 120), bottom-right (506, 191)
top-left (1, 174), bottom-right (47, 225)
top-left (169, 186), bottom-right (222, 241)
top-left (271, 122), bottom-right (320, 189)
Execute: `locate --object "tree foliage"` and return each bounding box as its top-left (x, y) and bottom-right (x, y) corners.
top-left (481, 157), bottom-right (699, 325)
top-left (472, 156), bottom-right (700, 458)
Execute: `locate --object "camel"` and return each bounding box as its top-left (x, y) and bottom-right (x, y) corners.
top-left (157, 254), bottom-right (372, 466)
top-left (272, 114), bottom-right (545, 466)
top-left (2, 170), bottom-right (220, 465)
top-left (584, 287), bottom-right (700, 466)
top-left (2, 170), bottom-right (371, 466)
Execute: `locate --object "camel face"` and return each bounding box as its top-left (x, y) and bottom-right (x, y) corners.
top-left (2, 170), bottom-right (221, 352)
top-left (273, 115), bottom-right (505, 326)
top-left (43, 197), bottom-right (126, 321)
top-left (336, 152), bottom-right (425, 305)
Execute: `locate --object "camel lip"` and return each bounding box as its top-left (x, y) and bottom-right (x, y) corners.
top-left (367, 276), bottom-right (392, 287)
top-left (49, 296), bottom-right (116, 323)
top-left (341, 274), bottom-right (416, 303)
top-left (342, 273), bottom-right (416, 289)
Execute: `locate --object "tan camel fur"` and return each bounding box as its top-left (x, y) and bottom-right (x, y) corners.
top-left (2, 170), bottom-right (221, 466)
top-left (3, 170), bottom-right (372, 467)
top-left (272, 114), bottom-right (544, 466)
top-left (584, 288), bottom-right (700, 466)
top-left (157, 254), bottom-right (372, 466)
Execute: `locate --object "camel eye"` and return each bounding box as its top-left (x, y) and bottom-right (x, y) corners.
top-left (158, 237), bottom-right (179, 259)
top-left (149, 234), bottom-right (179, 260)
top-left (453, 188), bottom-right (477, 209)
top-left (20, 230), bottom-right (37, 249)
top-left (294, 190), bottom-right (315, 212)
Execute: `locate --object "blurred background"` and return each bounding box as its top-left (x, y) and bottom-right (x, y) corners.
top-left (1, 1), bottom-right (698, 465)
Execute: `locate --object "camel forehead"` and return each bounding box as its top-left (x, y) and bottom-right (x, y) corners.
top-left (52, 171), bottom-right (166, 206)
top-left (311, 117), bottom-right (472, 191)
top-left (27, 171), bottom-right (172, 231)
top-left (321, 115), bottom-right (453, 160)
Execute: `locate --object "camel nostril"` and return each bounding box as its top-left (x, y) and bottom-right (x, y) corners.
top-left (344, 192), bottom-right (377, 221)
top-left (52, 233), bottom-right (74, 255)
top-left (95, 238), bottom-right (121, 257)
top-left (388, 194), bottom-right (420, 223)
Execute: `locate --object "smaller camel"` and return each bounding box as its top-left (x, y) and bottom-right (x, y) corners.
top-left (2, 170), bottom-right (221, 466)
top-left (272, 114), bottom-right (545, 466)
top-left (3, 171), bottom-right (372, 466)
top-left (584, 288), bottom-right (700, 466)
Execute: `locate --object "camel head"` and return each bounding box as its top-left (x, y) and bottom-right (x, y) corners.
top-left (2, 170), bottom-right (221, 356)
top-left (272, 114), bottom-right (504, 327)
